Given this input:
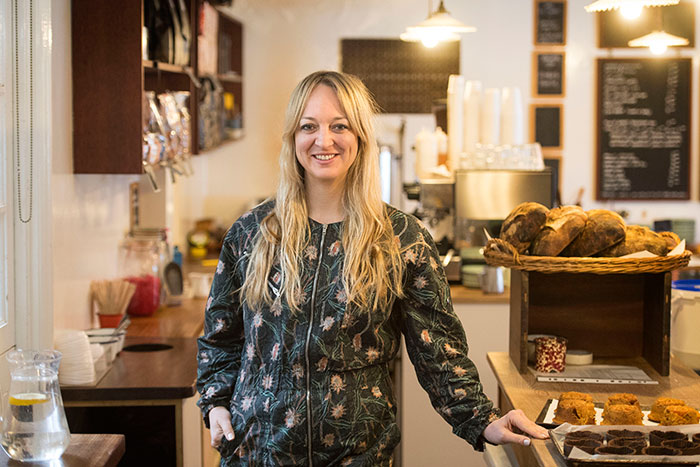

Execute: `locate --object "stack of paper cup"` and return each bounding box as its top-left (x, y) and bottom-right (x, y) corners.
top-left (54, 329), bottom-right (96, 385)
top-left (414, 128), bottom-right (438, 181)
top-left (447, 75), bottom-right (465, 173)
top-left (501, 87), bottom-right (524, 146)
top-left (481, 88), bottom-right (501, 146)
top-left (463, 80), bottom-right (482, 153)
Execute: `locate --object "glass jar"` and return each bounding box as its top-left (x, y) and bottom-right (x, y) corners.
top-left (118, 237), bottom-right (162, 316)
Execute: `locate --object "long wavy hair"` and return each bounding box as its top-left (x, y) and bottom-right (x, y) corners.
top-left (241, 71), bottom-right (404, 312)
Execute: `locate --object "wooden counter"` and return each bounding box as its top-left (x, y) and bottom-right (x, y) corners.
top-left (450, 284), bottom-right (509, 304)
top-left (0, 434), bottom-right (125, 467)
top-left (127, 298), bottom-right (207, 338)
top-left (487, 351), bottom-right (700, 467)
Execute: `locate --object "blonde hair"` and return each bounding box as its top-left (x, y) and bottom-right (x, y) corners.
top-left (241, 71), bottom-right (404, 312)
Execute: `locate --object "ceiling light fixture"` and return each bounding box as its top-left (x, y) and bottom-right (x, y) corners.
top-left (400, 0), bottom-right (476, 48)
top-left (584, 0), bottom-right (679, 13)
top-left (628, 30), bottom-right (689, 54)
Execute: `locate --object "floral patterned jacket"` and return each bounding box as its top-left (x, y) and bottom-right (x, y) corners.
top-left (197, 201), bottom-right (498, 466)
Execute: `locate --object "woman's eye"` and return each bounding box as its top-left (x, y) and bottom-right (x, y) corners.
top-left (300, 123), bottom-right (315, 131)
top-left (333, 123), bottom-right (349, 131)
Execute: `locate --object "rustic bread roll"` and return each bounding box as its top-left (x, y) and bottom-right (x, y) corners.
top-left (561, 209), bottom-right (626, 257)
top-left (659, 231), bottom-right (681, 251)
top-left (598, 225), bottom-right (669, 257)
top-left (530, 205), bottom-right (588, 256)
top-left (499, 202), bottom-right (549, 253)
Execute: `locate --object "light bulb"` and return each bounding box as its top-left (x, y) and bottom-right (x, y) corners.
top-left (619, 4), bottom-right (643, 19)
top-left (421, 36), bottom-right (439, 48)
top-left (649, 42), bottom-right (667, 54)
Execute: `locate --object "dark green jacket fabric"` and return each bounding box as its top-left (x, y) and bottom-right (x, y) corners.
top-left (197, 201), bottom-right (498, 466)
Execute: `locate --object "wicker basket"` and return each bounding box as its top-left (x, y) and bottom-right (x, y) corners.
top-left (483, 238), bottom-right (692, 274)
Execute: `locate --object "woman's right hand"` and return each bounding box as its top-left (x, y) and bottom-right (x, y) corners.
top-left (208, 406), bottom-right (235, 448)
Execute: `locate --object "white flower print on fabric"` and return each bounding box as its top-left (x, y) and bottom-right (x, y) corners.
top-left (414, 275), bottom-right (428, 290)
top-left (262, 374), bottom-right (274, 390)
top-left (271, 299), bottom-right (282, 316)
top-left (216, 261), bottom-right (225, 275)
top-left (206, 296), bottom-right (213, 311)
top-left (316, 357), bottom-right (328, 372)
top-left (371, 386), bottom-right (382, 398)
top-left (205, 386), bottom-right (217, 397)
top-left (214, 318), bottom-right (225, 333)
top-left (246, 344), bottom-right (254, 360)
top-left (304, 245), bottom-right (318, 260)
top-left (330, 375), bottom-right (346, 394)
top-left (292, 363), bottom-right (304, 380)
top-left (403, 248), bottom-right (417, 264)
top-left (328, 240), bottom-right (341, 256)
top-left (444, 343), bottom-right (459, 357)
top-left (335, 288), bottom-right (347, 304)
top-left (331, 403), bottom-right (346, 419)
top-left (420, 329), bottom-right (432, 344)
top-left (253, 312), bottom-right (263, 328)
top-left (429, 256), bottom-right (438, 270)
top-left (271, 343), bottom-right (280, 360)
top-left (199, 351), bottom-right (210, 364)
top-left (285, 409), bottom-right (301, 428)
top-left (454, 388), bottom-right (467, 400)
top-left (241, 396), bottom-right (254, 411)
top-left (321, 316), bottom-right (335, 331)
top-left (454, 366), bottom-right (468, 377)
top-left (322, 433), bottom-right (335, 448)
top-left (272, 271), bottom-right (281, 285)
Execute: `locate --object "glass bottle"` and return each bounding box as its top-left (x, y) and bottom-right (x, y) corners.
top-left (0, 350), bottom-right (71, 461)
top-left (118, 236), bottom-right (162, 316)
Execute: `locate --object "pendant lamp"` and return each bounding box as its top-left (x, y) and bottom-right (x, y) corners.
top-left (584, 0), bottom-right (679, 13)
top-left (400, 1), bottom-right (476, 48)
top-left (628, 6), bottom-right (688, 55)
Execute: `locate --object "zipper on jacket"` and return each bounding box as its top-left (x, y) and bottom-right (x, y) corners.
top-left (305, 223), bottom-right (327, 467)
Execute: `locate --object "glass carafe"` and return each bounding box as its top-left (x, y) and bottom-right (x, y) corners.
top-left (0, 350), bottom-right (70, 461)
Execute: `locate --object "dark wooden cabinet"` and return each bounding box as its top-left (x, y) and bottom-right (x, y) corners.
top-left (71, 1), bottom-right (243, 174)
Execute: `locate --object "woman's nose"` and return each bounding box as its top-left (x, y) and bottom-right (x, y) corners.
top-left (315, 127), bottom-right (334, 148)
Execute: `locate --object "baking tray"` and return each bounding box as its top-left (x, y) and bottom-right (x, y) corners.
top-left (550, 424), bottom-right (700, 465)
top-left (537, 399), bottom-right (661, 429)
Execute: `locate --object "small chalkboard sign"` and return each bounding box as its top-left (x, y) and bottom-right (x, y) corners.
top-left (531, 104), bottom-right (563, 150)
top-left (598, 1), bottom-right (694, 49)
top-left (544, 156), bottom-right (562, 207)
top-left (533, 52), bottom-right (565, 97)
top-left (534, 0), bottom-right (566, 46)
top-left (596, 58), bottom-right (691, 200)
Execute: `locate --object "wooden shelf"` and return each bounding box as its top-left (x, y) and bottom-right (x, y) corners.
top-left (217, 72), bottom-right (242, 83)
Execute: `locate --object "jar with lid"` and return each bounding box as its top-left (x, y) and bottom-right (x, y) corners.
top-left (118, 237), bottom-right (162, 316)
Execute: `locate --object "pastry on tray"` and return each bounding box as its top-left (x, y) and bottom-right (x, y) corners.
top-left (649, 430), bottom-right (686, 446)
top-left (661, 439), bottom-right (700, 455)
top-left (648, 397), bottom-right (686, 422)
top-left (601, 404), bottom-right (644, 425)
top-left (605, 429), bottom-right (644, 441)
top-left (558, 391), bottom-right (593, 404)
top-left (553, 399), bottom-right (596, 425)
top-left (608, 437), bottom-right (646, 454)
top-left (660, 405), bottom-right (700, 426)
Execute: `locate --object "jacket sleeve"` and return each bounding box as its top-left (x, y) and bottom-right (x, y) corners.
top-left (396, 216), bottom-right (500, 450)
top-left (196, 223), bottom-right (246, 427)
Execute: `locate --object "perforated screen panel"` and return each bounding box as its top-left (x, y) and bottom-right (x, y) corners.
top-left (341, 39), bottom-right (460, 114)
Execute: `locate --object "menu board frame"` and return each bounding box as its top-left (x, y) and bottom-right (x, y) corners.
top-left (534, 0), bottom-right (567, 46)
top-left (544, 155), bottom-right (563, 206)
top-left (530, 103), bottom-right (563, 150)
top-left (532, 51), bottom-right (566, 98)
top-left (595, 58), bottom-right (691, 201)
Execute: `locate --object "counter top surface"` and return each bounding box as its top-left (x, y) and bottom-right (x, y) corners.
top-left (0, 434), bottom-right (125, 467)
top-left (450, 285), bottom-right (509, 304)
top-left (127, 297), bottom-right (207, 338)
top-left (61, 336), bottom-right (197, 402)
top-left (487, 351), bottom-right (700, 467)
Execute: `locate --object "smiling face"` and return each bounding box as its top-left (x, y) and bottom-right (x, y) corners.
top-left (294, 84), bottom-right (359, 191)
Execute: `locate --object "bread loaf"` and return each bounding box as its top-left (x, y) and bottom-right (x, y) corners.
top-left (561, 209), bottom-right (626, 257)
top-left (499, 202), bottom-right (549, 253)
top-left (598, 225), bottom-right (668, 257)
top-left (530, 206), bottom-right (588, 256)
top-left (659, 231), bottom-right (680, 251)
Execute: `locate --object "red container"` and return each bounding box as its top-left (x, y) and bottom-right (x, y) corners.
top-left (124, 275), bottom-right (161, 316)
top-left (98, 313), bottom-right (124, 328)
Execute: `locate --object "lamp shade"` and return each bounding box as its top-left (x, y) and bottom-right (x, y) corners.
top-left (401, 1), bottom-right (475, 47)
top-left (584, 0), bottom-right (679, 13)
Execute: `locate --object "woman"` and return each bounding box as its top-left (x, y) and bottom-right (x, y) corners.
top-left (197, 70), bottom-right (548, 466)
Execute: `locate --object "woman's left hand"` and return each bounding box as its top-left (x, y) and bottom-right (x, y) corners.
top-left (482, 409), bottom-right (550, 446)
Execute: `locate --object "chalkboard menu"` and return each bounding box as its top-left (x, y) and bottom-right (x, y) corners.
top-left (532, 104), bottom-right (562, 149)
top-left (596, 58), bottom-right (691, 200)
top-left (534, 52), bottom-right (565, 97)
top-left (535, 0), bottom-right (566, 45)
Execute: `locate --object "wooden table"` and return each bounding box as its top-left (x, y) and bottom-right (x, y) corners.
top-left (0, 434), bottom-right (125, 467)
top-left (126, 297), bottom-right (207, 338)
top-left (487, 352), bottom-right (700, 467)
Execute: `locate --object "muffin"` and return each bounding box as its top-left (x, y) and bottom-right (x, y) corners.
top-left (553, 399), bottom-right (596, 425)
top-left (648, 397), bottom-right (686, 423)
top-left (603, 393), bottom-right (640, 415)
top-left (642, 446), bottom-right (681, 456)
top-left (601, 404), bottom-right (644, 425)
top-left (660, 405), bottom-right (700, 426)
top-left (608, 437), bottom-right (647, 454)
top-left (649, 430), bottom-right (686, 446)
top-left (661, 439), bottom-right (700, 455)
top-left (559, 391), bottom-right (593, 404)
